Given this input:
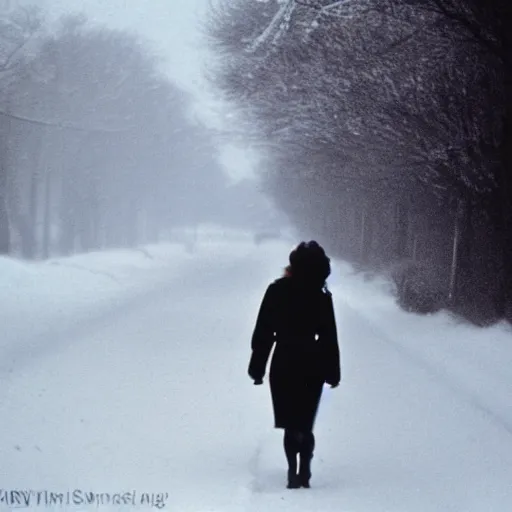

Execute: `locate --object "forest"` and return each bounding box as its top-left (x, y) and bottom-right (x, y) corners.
top-left (0, 6), bottom-right (276, 261)
top-left (207, 0), bottom-right (512, 325)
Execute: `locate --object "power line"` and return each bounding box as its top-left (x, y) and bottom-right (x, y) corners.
top-left (0, 109), bottom-right (129, 133)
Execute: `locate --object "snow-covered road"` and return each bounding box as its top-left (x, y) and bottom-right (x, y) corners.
top-left (2, 240), bottom-right (512, 511)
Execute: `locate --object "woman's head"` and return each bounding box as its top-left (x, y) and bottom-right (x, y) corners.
top-left (285, 240), bottom-right (331, 287)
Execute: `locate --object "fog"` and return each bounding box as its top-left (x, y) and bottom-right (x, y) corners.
top-left (0, 0), bottom-right (285, 260)
top-left (46, 0), bottom-right (207, 89)
top-left (2, 0), bottom-right (512, 322)
top-left (3, 2), bottom-right (512, 508)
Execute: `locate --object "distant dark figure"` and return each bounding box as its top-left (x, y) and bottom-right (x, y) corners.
top-left (248, 241), bottom-right (341, 489)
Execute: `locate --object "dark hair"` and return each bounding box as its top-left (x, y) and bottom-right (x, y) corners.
top-left (285, 240), bottom-right (331, 287)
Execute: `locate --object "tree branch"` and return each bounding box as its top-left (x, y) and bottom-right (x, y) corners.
top-left (247, 1), bottom-right (295, 53)
top-left (422, 0), bottom-right (506, 65)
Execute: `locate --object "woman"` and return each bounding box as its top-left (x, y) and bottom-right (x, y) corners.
top-left (248, 241), bottom-right (341, 489)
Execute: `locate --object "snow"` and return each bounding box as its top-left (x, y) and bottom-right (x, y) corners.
top-left (1, 234), bottom-right (512, 511)
top-left (336, 265), bottom-right (512, 436)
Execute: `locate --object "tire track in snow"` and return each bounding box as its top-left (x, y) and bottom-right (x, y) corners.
top-left (343, 303), bottom-right (512, 439)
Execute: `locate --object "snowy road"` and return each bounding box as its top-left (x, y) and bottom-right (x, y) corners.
top-left (2, 243), bottom-right (512, 511)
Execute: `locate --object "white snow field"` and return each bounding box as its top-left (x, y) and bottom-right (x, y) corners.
top-left (2, 232), bottom-right (512, 512)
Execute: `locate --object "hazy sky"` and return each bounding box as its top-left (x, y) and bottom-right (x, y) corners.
top-left (44, 0), bottom-right (256, 182)
top-left (46, 0), bottom-right (209, 91)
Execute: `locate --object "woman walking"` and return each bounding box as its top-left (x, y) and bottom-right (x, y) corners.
top-left (248, 241), bottom-right (341, 489)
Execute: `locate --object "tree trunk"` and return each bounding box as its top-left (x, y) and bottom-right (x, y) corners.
top-left (359, 207), bottom-right (366, 262)
top-left (0, 168), bottom-right (9, 254)
top-left (448, 201), bottom-right (462, 301)
top-left (360, 206), bottom-right (373, 264)
top-left (59, 190), bottom-right (76, 256)
top-left (42, 169), bottom-right (52, 259)
top-left (28, 168), bottom-right (39, 259)
top-left (125, 200), bottom-right (138, 247)
top-left (451, 199), bottom-right (474, 305)
top-left (59, 219), bottom-right (75, 255)
top-left (395, 196), bottom-right (409, 260)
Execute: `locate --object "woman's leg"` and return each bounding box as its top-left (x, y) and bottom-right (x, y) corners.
top-left (297, 381), bottom-right (322, 487)
top-left (298, 431), bottom-right (315, 487)
top-left (283, 429), bottom-right (301, 488)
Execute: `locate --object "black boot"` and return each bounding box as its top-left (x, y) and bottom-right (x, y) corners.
top-left (287, 470), bottom-right (301, 489)
top-left (298, 431), bottom-right (315, 488)
top-left (284, 430), bottom-right (301, 489)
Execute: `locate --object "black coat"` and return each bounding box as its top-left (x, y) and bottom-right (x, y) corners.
top-left (248, 276), bottom-right (341, 430)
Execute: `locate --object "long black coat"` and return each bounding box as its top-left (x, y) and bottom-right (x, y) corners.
top-left (248, 276), bottom-right (341, 431)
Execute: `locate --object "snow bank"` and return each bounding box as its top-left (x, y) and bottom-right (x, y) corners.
top-left (2, 245), bottom-right (184, 339)
top-left (333, 262), bottom-right (512, 433)
top-left (0, 226), bottom-right (287, 376)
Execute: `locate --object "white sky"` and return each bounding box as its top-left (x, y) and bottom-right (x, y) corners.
top-left (46, 0), bottom-right (209, 90)
top-left (44, 0), bottom-right (256, 181)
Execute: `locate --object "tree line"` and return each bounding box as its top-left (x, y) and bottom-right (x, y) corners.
top-left (207, 0), bottom-right (512, 325)
top-left (0, 7), bottom-right (276, 260)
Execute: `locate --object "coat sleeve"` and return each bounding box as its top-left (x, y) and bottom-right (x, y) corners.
top-left (248, 284), bottom-right (277, 381)
top-left (322, 291), bottom-right (341, 386)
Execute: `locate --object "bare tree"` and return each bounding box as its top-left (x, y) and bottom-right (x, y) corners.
top-left (4, 14), bottom-right (228, 257)
top-left (0, 6), bottom-right (43, 254)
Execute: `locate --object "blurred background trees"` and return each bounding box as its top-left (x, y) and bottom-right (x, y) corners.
top-left (0, 6), bottom-right (276, 260)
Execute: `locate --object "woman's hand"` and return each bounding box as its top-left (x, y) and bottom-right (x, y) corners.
top-left (248, 366), bottom-right (264, 385)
